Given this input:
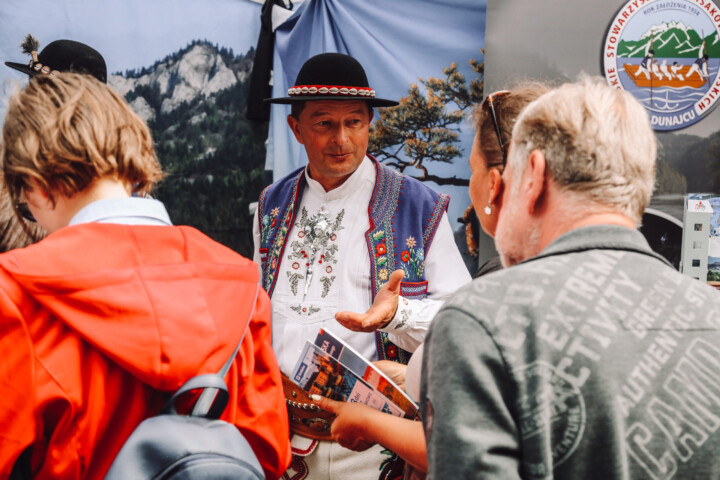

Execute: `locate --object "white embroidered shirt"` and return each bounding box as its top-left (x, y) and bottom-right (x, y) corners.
top-left (253, 157), bottom-right (470, 374)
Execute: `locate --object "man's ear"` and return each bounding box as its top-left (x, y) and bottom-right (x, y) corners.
top-left (524, 150), bottom-right (547, 215)
top-left (287, 114), bottom-right (305, 144)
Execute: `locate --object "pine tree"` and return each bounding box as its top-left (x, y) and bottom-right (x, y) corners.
top-left (368, 57), bottom-right (484, 186)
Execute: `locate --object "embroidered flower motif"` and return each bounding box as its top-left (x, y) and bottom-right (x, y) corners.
top-left (271, 207), bottom-right (280, 217)
top-left (326, 266), bottom-right (333, 274)
top-left (399, 236), bottom-right (425, 282)
top-left (292, 262), bottom-right (300, 270)
top-left (376, 243), bottom-right (387, 256)
top-left (313, 219), bottom-right (329, 237)
top-left (330, 233), bottom-right (337, 241)
top-left (290, 304), bottom-right (320, 316)
top-left (287, 207), bottom-right (345, 299)
top-left (386, 344), bottom-right (398, 359)
top-left (379, 268), bottom-right (388, 281)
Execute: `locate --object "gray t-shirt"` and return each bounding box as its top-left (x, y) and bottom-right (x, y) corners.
top-left (421, 225), bottom-right (720, 480)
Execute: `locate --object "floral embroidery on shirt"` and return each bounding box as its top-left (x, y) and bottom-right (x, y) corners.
top-left (399, 236), bottom-right (425, 282)
top-left (320, 276), bottom-right (336, 297)
top-left (287, 271), bottom-right (304, 296)
top-left (287, 207), bottom-right (345, 301)
top-left (290, 304), bottom-right (321, 316)
top-left (395, 304), bottom-right (411, 329)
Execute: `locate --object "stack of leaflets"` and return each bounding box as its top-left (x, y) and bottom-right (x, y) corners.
top-left (290, 328), bottom-right (419, 419)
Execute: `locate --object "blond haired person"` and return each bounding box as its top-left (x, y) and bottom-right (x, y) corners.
top-left (0, 73), bottom-right (290, 479)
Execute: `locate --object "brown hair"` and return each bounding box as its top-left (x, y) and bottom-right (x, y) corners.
top-left (1, 72), bottom-right (164, 209)
top-left (0, 189), bottom-right (45, 251)
top-left (473, 82), bottom-right (550, 169)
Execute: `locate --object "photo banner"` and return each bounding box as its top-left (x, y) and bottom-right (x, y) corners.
top-left (266, 0), bottom-right (486, 231)
top-left (0, 0), bottom-right (265, 257)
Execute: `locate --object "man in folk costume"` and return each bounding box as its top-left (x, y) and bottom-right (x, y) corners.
top-left (256, 53), bottom-right (470, 478)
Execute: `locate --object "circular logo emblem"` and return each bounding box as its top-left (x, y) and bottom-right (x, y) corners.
top-left (603, 0), bottom-right (720, 131)
top-left (515, 361), bottom-right (586, 478)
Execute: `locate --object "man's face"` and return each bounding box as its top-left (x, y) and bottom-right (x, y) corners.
top-left (493, 151), bottom-right (541, 267)
top-left (288, 100), bottom-right (373, 191)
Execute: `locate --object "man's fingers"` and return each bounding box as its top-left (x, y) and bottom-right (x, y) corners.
top-left (385, 269), bottom-right (405, 292)
top-left (311, 394), bottom-right (339, 413)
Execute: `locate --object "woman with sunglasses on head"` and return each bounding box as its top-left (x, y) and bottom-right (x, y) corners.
top-left (310, 82), bottom-right (550, 480)
top-left (468, 83), bottom-right (550, 277)
top-left (0, 73), bottom-right (291, 479)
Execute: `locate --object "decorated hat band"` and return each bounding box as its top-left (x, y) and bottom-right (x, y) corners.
top-left (287, 85), bottom-right (376, 98)
top-left (30, 60), bottom-right (59, 76)
top-left (5, 34), bottom-right (107, 83)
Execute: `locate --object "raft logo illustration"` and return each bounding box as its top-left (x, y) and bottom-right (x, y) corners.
top-left (603, 0), bottom-right (720, 131)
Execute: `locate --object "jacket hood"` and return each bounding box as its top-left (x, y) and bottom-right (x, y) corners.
top-left (0, 223), bottom-right (260, 391)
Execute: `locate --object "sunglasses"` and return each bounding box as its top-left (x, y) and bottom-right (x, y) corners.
top-left (15, 202), bottom-right (37, 223)
top-left (483, 90), bottom-right (510, 166)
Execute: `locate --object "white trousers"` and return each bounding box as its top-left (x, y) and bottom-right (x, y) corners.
top-left (283, 436), bottom-right (387, 480)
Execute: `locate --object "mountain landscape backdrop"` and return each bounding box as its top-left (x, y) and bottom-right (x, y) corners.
top-left (109, 40), bottom-right (267, 257)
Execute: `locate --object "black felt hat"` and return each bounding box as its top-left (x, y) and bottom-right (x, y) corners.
top-left (5, 36), bottom-right (107, 83)
top-left (265, 53), bottom-right (398, 107)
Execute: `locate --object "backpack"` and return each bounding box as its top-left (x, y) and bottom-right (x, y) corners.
top-left (104, 307), bottom-right (264, 480)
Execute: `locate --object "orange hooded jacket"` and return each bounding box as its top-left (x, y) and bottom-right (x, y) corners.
top-left (0, 223), bottom-right (291, 479)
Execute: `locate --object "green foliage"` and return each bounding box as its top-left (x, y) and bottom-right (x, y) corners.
top-left (707, 269), bottom-right (720, 282)
top-left (368, 57), bottom-right (484, 186)
top-left (122, 42), bottom-right (267, 257)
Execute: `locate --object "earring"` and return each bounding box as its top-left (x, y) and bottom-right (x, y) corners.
top-left (484, 204), bottom-right (492, 215)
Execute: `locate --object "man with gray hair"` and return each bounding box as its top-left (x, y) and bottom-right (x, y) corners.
top-left (420, 76), bottom-right (720, 479)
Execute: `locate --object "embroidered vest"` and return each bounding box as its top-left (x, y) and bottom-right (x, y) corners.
top-left (258, 157), bottom-right (449, 364)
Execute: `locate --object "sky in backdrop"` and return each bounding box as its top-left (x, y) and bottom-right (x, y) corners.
top-left (0, 0), bottom-right (261, 123)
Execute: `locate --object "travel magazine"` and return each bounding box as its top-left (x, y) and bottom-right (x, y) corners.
top-left (290, 328), bottom-right (419, 419)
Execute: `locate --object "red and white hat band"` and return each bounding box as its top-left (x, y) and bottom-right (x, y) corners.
top-left (287, 85), bottom-right (376, 98)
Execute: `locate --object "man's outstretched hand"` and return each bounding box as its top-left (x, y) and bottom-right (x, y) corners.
top-left (335, 269), bottom-right (404, 332)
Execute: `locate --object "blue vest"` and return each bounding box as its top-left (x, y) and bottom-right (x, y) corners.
top-left (257, 158), bottom-right (449, 364)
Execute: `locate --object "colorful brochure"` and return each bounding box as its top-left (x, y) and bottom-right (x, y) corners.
top-left (291, 340), bottom-right (406, 417)
top-left (290, 327), bottom-right (419, 418)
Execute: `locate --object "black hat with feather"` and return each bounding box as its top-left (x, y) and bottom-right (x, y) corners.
top-left (5, 34), bottom-right (107, 83)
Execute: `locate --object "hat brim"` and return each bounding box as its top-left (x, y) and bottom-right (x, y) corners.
top-left (265, 95), bottom-right (398, 107)
top-left (5, 61), bottom-right (36, 77)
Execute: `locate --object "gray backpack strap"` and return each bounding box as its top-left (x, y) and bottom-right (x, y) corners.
top-left (190, 282), bottom-right (260, 417)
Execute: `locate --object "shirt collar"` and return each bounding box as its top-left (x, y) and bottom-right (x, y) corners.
top-left (304, 156), bottom-right (374, 200)
top-left (528, 224), bottom-right (671, 267)
top-left (69, 197), bottom-right (173, 226)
